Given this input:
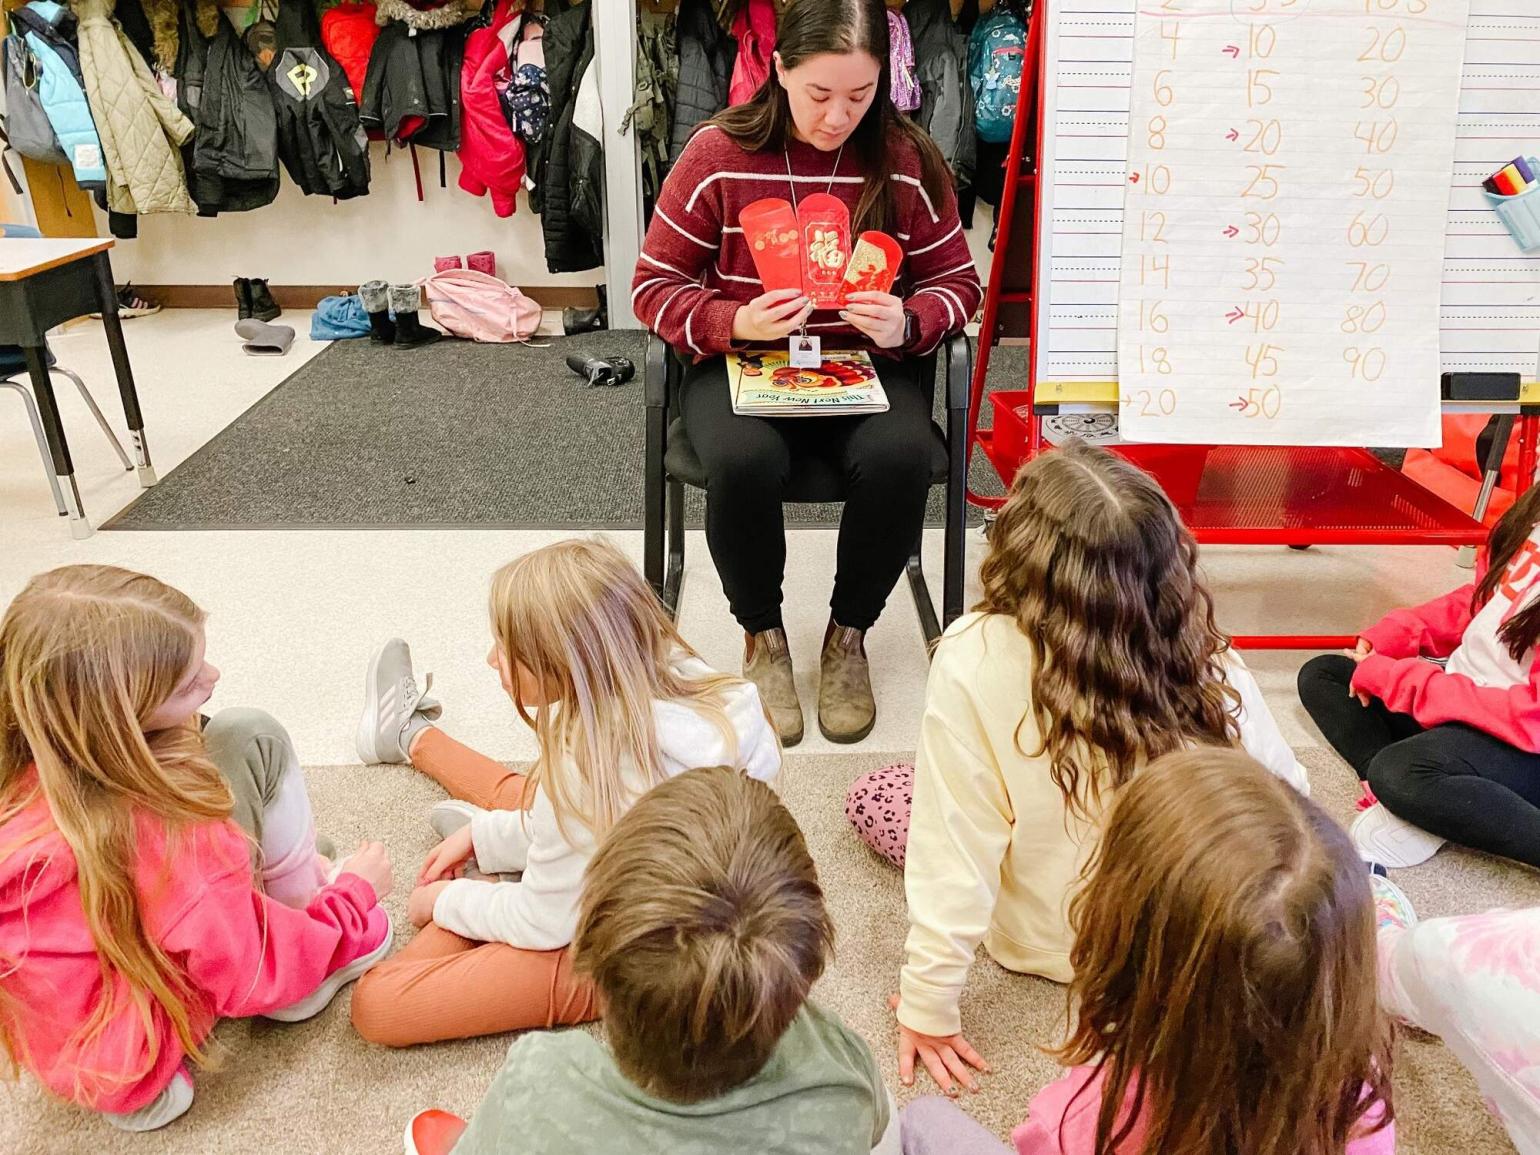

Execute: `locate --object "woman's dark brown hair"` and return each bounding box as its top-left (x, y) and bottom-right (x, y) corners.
top-left (978, 439), bottom-right (1240, 813)
top-left (706, 0), bottom-right (953, 235)
top-left (1059, 747), bottom-right (1394, 1155)
top-left (1472, 480), bottom-right (1540, 660)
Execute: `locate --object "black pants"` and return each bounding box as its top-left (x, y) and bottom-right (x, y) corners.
top-left (680, 355), bottom-right (933, 635)
top-left (1298, 653), bottom-right (1540, 868)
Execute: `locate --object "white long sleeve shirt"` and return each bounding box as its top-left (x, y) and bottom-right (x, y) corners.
top-left (433, 657), bottom-right (781, 950)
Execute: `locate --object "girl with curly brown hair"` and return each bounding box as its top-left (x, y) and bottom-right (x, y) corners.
top-left (842, 440), bottom-right (1308, 1093)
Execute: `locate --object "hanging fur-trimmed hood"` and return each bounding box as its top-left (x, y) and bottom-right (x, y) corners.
top-left (374, 0), bottom-right (474, 30)
top-left (139, 0), bottom-right (219, 72)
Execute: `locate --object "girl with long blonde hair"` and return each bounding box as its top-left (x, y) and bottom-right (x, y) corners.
top-left (842, 440), bottom-right (1309, 1092)
top-left (349, 537), bottom-right (781, 1047)
top-left (0, 566), bottom-right (393, 1132)
top-left (900, 748), bottom-right (1395, 1155)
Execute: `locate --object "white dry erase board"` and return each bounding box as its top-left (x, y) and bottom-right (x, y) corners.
top-left (1032, 0), bottom-right (1540, 443)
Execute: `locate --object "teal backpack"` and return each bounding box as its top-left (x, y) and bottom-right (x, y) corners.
top-left (968, 8), bottom-right (1027, 144)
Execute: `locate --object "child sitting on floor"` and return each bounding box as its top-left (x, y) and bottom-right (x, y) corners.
top-left (901, 748), bottom-right (1395, 1155)
top-left (405, 764), bottom-right (898, 1155)
top-left (1299, 481), bottom-right (1540, 871)
top-left (0, 566), bottom-right (393, 1132)
top-left (349, 538), bottom-right (781, 1047)
top-left (846, 440), bottom-right (1306, 1092)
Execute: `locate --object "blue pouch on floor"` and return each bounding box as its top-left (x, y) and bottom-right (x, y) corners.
top-left (311, 294), bottom-right (371, 341)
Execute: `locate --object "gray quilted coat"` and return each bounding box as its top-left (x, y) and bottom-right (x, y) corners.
top-left (667, 0), bottom-right (732, 167)
top-left (907, 0), bottom-right (974, 192)
top-left (72, 0), bottom-right (195, 215)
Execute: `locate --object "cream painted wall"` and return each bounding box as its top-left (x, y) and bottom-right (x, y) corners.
top-left (99, 142), bottom-right (605, 289)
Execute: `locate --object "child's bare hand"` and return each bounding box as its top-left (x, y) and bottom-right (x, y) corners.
top-left (408, 880), bottom-right (451, 928)
top-left (889, 993), bottom-right (989, 1096)
top-left (341, 841), bottom-right (393, 900)
top-left (419, 826), bottom-right (475, 886)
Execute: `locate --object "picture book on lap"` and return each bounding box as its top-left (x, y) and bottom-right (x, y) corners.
top-left (727, 350), bottom-right (890, 417)
top-left (740, 197), bottom-right (904, 306)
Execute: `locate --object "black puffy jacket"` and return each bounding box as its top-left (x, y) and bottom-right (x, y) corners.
top-left (178, 0), bottom-right (280, 214)
top-left (668, 0), bottom-right (732, 168)
top-left (538, 0), bottom-right (602, 273)
top-left (269, 0), bottom-right (370, 198)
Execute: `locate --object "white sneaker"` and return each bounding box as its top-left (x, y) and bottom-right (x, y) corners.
top-left (356, 639), bottom-right (442, 764)
top-left (263, 915), bottom-right (395, 1023)
top-left (1351, 804), bottom-right (1446, 869)
top-left (429, 799), bottom-right (482, 840)
top-left (103, 1069), bottom-right (194, 1132)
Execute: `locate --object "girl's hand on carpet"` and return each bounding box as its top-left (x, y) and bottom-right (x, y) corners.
top-left (419, 826), bottom-right (475, 885)
top-left (342, 841), bottom-right (394, 900)
top-left (408, 880), bottom-right (451, 928)
top-left (888, 994), bottom-right (989, 1096)
top-left (839, 292), bottom-right (905, 349)
top-left (732, 289), bottom-right (813, 342)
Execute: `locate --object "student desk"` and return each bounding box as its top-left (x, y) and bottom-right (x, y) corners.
top-left (0, 238), bottom-right (157, 538)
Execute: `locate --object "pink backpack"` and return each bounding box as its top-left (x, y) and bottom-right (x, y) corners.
top-left (423, 268), bottom-right (542, 342)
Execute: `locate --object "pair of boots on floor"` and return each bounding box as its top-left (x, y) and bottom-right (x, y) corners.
top-left (360, 281), bottom-right (442, 349)
top-left (745, 623), bottom-right (873, 746)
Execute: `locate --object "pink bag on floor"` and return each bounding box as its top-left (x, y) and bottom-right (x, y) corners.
top-left (423, 268), bottom-right (542, 343)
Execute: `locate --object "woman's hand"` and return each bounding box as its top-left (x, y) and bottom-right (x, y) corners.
top-left (418, 826), bottom-right (475, 886)
top-left (889, 994), bottom-right (989, 1096)
top-left (408, 880), bottom-right (451, 928)
top-left (340, 840), bottom-right (394, 900)
top-left (732, 288), bottom-right (813, 342)
top-left (841, 291), bottom-right (906, 349)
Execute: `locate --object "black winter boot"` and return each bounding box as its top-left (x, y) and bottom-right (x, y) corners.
top-left (389, 283), bottom-right (442, 349)
top-left (234, 277), bottom-right (253, 320)
top-left (248, 278), bottom-right (281, 322)
top-left (359, 280), bottom-right (396, 345)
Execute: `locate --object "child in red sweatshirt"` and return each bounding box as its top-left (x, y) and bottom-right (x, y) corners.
top-left (1300, 483), bottom-right (1540, 870)
top-left (0, 566), bottom-right (393, 1131)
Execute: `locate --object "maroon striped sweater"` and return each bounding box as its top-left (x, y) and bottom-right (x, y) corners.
top-left (631, 125), bottom-right (983, 360)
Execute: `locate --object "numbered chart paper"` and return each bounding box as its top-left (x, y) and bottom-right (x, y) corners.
top-left (1116, 0), bottom-right (1470, 445)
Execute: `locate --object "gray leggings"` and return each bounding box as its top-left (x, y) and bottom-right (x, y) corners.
top-left (900, 1097), bottom-right (1012, 1155)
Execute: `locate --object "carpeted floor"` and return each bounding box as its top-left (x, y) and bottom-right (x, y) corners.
top-left (4, 746), bottom-right (1534, 1155)
top-left (104, 338), bottom-right (1018, 531)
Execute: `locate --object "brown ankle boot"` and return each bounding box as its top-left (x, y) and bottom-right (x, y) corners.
top-left (819, 622), bottom-right (875, 744)
top-left (744, 628), bottom-right (803, 747)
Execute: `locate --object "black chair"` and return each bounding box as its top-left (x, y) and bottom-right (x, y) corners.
top-left (642, 333), bottom-right (973, 646)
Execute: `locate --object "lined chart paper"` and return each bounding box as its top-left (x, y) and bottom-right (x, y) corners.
top-left (1117, 0), bottom-right (1468, 446)
top-left (1032, 0), bottom-right (1540, 414)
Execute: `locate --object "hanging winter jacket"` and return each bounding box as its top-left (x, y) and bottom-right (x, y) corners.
top-left (888, 9), bottom-right (921, 112)
top-left (907, 0), bottom-right (974, 193)
top-left (71, 0), bottom-right (195, 215)
top-left (726, 0), bottom-right (772, 106)
top-left (458, 0), bottom-right (525, 216)
top-left (538, 0), bottom-right (601, 273)
top-left (135, 0), bottom-right (215, 74)
top-left (269, 0), bottom-right (370, 199)
top-left (358, 0), bottom-right (464, 148)
top-left (621, 7), bottom-right (674, 213)
top-left (667, 0), bottom-right (732, 168)
top-left (320, 0), bottom-right (378, 104)
top-left (180, 4), bottom-right (280, 215)
top-left (9, 3), bottom-right (106, 189)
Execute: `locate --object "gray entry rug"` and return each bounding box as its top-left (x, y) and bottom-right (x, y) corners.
top-left (105, 336), bottom-right (1019, 531)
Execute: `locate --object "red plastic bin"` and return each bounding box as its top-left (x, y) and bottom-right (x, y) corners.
top-left (1110, 444), bottom-right (1215, 509)
top-left (988, 390), bottom-right (1035, 473)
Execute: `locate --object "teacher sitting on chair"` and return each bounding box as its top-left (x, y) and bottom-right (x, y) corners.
top-left (631, 0), bottom-right (981, 747)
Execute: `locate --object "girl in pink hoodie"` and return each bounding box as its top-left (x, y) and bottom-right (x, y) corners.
top-left (900, 748), bottom-right (1396, 1155)
top-left (0, 565), bottom-right (393, 1132)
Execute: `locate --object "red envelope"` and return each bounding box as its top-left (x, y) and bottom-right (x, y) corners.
top-left (838, 231), bottom-right (904, 303)
top-left (740, 198), bottom-right (804, 294)
top-left (797, 193), bottom-right (852, 308)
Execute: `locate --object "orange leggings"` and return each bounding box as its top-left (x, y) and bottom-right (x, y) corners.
top-left (350, 728), bottom-right (599, 1047)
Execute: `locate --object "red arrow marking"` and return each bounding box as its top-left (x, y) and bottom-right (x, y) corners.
top-left (1222, 44), bottom-right (1240, 57)
top-left (1223, 224), bottom-right (1240, 238)
top-left (1225, 128), bottom-right (1239, 142)
top-left (1226, 306), bottom-right (1245, 323)
top-left (1129, 172), bottom-right (1141, 183)
top-left (1229, 398), bottom-right (1248, 410)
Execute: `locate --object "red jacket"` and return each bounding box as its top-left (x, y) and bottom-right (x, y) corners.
top-left (1356, 530), bottom-right (1540, 752)
top-left (458, 3), bottom-right (526, 217)
top-left (320, 0), bottom-right (379, 105)
top-left (0, 774), bottom-right (387, 1114)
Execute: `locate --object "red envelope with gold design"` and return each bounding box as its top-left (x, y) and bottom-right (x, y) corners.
top-left (838, 231), bottom-right (904, 303)
top-left (740, 198), bottom-right (804, 294)
top-left (797, 193), bottom-right (852, 308)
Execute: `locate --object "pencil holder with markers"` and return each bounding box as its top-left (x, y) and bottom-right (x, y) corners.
top-left (1488, 159), bottom-right (1540, 253)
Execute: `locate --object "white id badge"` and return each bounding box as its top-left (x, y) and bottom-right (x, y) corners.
top-left (789, 334), bottom-right (822, 367)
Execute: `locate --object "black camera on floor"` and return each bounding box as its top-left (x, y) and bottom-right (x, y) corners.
top-left (566, 353), bottom-right (636, 388)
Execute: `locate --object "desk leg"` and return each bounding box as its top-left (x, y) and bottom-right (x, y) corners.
top-left (24, 344), bottom-right (92, 539)
top-left (93, 252), bottom-right (157, 487)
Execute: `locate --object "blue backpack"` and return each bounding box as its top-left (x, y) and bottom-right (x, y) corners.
top-left (968, 9), bottom-right (1027, 144)
top-left (310, 294), bottom-right (371, 341)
